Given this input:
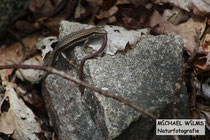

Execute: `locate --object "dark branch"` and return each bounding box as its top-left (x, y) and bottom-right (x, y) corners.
top-left (0, 63), bottom-right (157, 120)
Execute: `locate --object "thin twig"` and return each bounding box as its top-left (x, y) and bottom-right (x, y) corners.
top-left (189, 73), bottom-right (197, 119)
top-left (173, 29), bottom-right (201, 119)
top-left (0, 63), bottom-right (157, 120)
top-left (172, 29), bottom-right (201, 140)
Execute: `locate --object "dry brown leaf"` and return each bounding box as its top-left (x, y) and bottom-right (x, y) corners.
top-left (0, 44), bottom-right (22, 81)
top-left (74, 0), bottom-right (103, 21)
top-left (117, 4), bottom-right (152, 29)
top-left (177, 17), bottom-right (204, 54)
top-left (162, 8), bottom-right (189, 25)
top-left (149, 10), bottom-right (205, 54)
top-left (116, 0), bottom-right (131, 5)
top-left (29, 0), bottom-right (77, 19)
top-left (0, 34), bottom-right (39, 81)
top-left (102, 0), bottom-right (117, 11)
top-left (29, 0), bottom-right (55, 16)
top-left (153, 0), bottom-right (210, 16)
top-left (108, 16), bottom-right (117, 23)
top-left (0, 83), bottom-right (41, 139)
top-left (37, 17), bottom-right (60, 35)
top-left (55, 0), bottom-right (77, 19)
top-left (149, 10), bottom-right (179, 34)
top-left (96, 6), bottom-right (118, 19)
top-left (74, 1), bottom-right (86, 19)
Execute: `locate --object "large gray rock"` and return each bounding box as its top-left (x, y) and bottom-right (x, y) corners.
top-left (42, 25), bottom-right (188, 140)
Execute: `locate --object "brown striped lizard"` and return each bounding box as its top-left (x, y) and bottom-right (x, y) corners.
top-left (35, 26), bottom-right (107, 94)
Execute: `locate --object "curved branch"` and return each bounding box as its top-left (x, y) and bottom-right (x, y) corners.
top-left (0, 64), bottom-right (157, 120)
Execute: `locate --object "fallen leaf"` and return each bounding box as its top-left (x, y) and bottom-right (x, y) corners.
top-left (76, 0), bottom-right (103, 21)
top-left (104, 25), bottom-right (148, 55)
top-left (16, 55), bottom-right (43, 83)
top-left (0, 34), bottom-right (40, 82)
top-left (162, 8), bottom-right (189, 25)
top-left (36, 36), bottom-right (58, 59)
top-left (177, 16), bottom-right (204, 54)
top-left (102, 0), bottom-right (116, 11)
top-left (153, 0), bottom-right (210, 16)
top-left (29, 0), bottom-right (77, 19)
top-left (117, 4), bottom-right (152, 29)
top-left (29, 0), bottom-right (55, 16)
top-left (96, 5), bottom-right (118, 19)
top-left (15, 36), bottom-right (58, 83)
top-left (74, 0), bottom-right (86, 19)
top-left (107, 16), bottom-right (117, 23)
top-left (0, 44), bottom-right (22, 81)
top-left (149, 10), bottom-right (205, 54)
top-left (149, 10), bottom-right (179, 34)
top-left (37, 17), bottom-right (60, 35)
top-left (0, 83), bottom-right (41, 139)
top-left (60, 21), bottom-right (148, 55)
